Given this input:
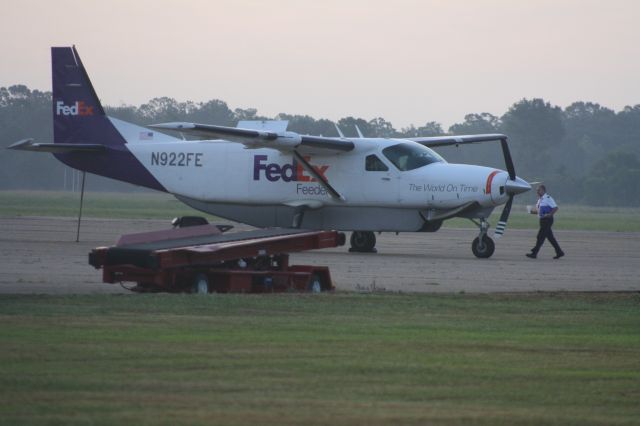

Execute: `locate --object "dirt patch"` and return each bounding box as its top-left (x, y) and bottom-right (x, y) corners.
top-left (1, 217), bottom-right (638, 294)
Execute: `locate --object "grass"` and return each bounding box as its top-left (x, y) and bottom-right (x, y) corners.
top-left (0, 293), bottom-right (638, 425)
top-left (2, 190), bottom-right (640, 231)
top-left (0, 190), bottom-right (206, 220)
top-left (444, 204), bottom-right (640, 232)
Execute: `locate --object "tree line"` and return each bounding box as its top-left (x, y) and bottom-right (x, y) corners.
top-left (1, 84), bottom-right (639, 206)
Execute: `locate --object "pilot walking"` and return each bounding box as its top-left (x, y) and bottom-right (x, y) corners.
top-left (526, 184), bottom-right (565, 259)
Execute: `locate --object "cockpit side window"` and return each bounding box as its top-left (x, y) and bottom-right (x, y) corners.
top-left (382, 143), bottom-right (445, 171)
top-left (365, 154), bottom-right (389, 171)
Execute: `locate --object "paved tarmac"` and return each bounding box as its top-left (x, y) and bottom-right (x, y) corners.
top-left (1, 216), bottom-right (638, 294)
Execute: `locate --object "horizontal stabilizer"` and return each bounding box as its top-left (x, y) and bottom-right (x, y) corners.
top-left (8, 139), bottom-right (106, 153)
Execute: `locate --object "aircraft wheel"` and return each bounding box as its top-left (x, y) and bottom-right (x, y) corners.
top-left (349, 231), bottom-right (377, 252)
top-left (192, 273), bottom-right (210, 294)
top-left (308, 274), bottom-right (322, 293)
top-left (472, 236), bottom-right (495, 259)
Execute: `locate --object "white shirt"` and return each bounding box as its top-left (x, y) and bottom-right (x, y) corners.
top-left (536, 193), bottom-right (557, 217)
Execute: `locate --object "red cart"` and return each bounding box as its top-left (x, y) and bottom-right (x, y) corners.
top-left (89, 225), bottom-right (345, 294)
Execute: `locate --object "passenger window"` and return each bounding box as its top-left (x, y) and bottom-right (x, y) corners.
top-left (365, 154), bottom-right (389, 171)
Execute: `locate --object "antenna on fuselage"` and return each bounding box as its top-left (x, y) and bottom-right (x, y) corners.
top-left (355, 125), bottom-right (364, 138)
top-left (334, 124), bottom-right (345, 138)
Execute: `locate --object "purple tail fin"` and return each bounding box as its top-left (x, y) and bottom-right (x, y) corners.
top-left (52, 46), bottom-right (117, 145)
top-left (52, 46), bottom-right (165, 191)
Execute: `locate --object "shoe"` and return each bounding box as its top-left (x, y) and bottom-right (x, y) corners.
top-left (526, 253), bottom-right (536, 259)
top-left (553, 252), bottom-right (565, 259)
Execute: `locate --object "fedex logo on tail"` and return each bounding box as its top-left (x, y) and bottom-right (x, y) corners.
top-left (56, 101), bottom-right (94, 116)
top-left (253, 155), bottom-right (329, 182)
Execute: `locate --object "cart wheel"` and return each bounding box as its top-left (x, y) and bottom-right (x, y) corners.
top-left (193, 273), bottom-right (210, 294)
top-left (308, 274), bottom-right (322, 293)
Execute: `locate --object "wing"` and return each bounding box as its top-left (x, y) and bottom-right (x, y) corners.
top-left (149, 122), bottom-right (355, 154)
top-left (404, 133), bottom-right (507, 147)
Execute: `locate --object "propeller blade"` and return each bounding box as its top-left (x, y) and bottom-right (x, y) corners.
top-left (500, 138), bottom-right (516, 181)
top-left (494, 195), bottom-right (514, 239)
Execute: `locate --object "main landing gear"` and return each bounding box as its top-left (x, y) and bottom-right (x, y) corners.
top-left (470, 218), bottom-right (495, 258)
top-left (349, 231), bottom-right (377, 253)
top-left (349, 219), bottom-right (496, 258)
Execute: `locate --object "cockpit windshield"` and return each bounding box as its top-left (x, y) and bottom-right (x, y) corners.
top-left (382, 143), bottom-right (445, 171)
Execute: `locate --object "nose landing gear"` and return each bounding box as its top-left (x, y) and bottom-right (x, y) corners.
top-left (470, 218), bottom-right (495, 258)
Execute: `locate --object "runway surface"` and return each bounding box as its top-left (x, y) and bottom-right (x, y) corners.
top-left (1, 216), bottom-right (638, 294)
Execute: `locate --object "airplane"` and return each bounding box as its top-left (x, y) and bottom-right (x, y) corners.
top-left (9, 46), bottom-right (531, 258)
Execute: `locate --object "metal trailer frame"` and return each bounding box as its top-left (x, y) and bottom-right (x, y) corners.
top-left (89, 225), bottom-right (345, 293)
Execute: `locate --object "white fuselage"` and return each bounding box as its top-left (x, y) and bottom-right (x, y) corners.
top-left (125, 136), bottom-right (510, 229)
top-left (108, 119), bottom-right (511, 230)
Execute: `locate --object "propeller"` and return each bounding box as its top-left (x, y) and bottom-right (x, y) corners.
top-left (494, 137), bottom-right (531, 239)
top-left (493, 194), bottom-right (513, 239)
top-left (500, 138), bottom-right (516, 180)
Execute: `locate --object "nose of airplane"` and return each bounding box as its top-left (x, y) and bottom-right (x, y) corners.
top-left (505, 177), bottom-right (531, 195)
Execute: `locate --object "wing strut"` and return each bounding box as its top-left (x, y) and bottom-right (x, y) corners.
top-left (292, 151), bottom-right (345, 202)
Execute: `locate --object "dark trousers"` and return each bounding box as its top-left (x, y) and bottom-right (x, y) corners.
top-left (532, 217), bottom-right (563, 255)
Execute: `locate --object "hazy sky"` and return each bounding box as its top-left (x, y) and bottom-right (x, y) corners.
top-left (2, 0), bottom-right (639, 129)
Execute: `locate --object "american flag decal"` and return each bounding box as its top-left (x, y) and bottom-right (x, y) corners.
top-left (139, 131), bottom-right (154, 140)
